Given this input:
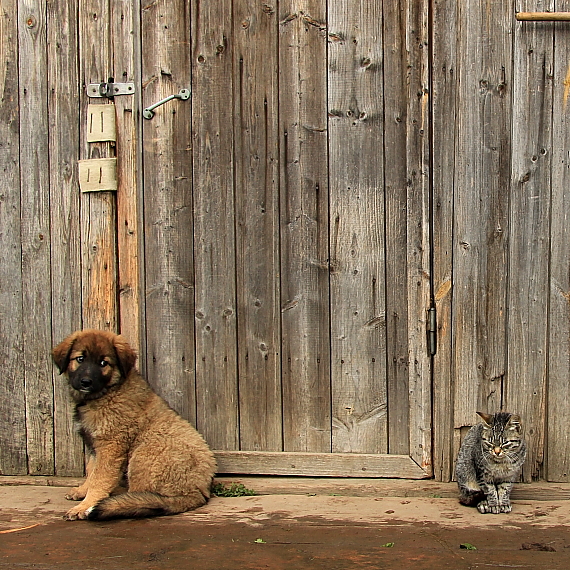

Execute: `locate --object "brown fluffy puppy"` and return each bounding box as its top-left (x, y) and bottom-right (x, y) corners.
top-left (52, 329), bottom-right (216, 521)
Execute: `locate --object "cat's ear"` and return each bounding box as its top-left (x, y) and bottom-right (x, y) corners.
top-left (507, 414), bottom-right (522, 432)
top-left (476, 411), bottom-right (493, 426)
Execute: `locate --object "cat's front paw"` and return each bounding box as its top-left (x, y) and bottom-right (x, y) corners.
top-left (477, 500), bottom-right (500, 514)
top-left (499, 503), bottom-right (512, 513)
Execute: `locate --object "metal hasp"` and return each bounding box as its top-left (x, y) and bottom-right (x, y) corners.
top-left (143, 88), bottom-right (191, 120)
top-left (87, 78), bottom-right (135, 98)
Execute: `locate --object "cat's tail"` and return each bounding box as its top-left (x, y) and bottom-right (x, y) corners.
top-left (459, 488), bottom-right (485, 507)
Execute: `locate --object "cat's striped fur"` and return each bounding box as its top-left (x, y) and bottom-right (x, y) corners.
top-left (456, 412), bottom-right (526, 514)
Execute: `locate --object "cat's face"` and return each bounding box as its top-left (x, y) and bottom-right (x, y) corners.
top-left (478, 412), bottom-right (523, 462)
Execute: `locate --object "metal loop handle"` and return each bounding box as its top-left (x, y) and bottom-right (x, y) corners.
top-left (143, 88), bottom-right (191, 120)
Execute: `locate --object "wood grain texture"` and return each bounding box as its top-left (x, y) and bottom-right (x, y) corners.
top-left (192, 0), bottom-right (239, 447)
top-left (0, 0), bottom-right (27, 475)
top-left (382, 0), bottom-right (410, 455)
top-left (47, 0), bottom-right (84, 476)
top-left (328, 0), bottom-right (387, 455)
top-left (431, 0), bottom-right (457, 482)
top-left (547, 0), bottom-right (570, 483)
top-left (404, 0), bottom-right (432, 475)
top-left (451, 0), bottom-right (512, 431)
top-left (79, 0), bottom-right (118, 332)
top-left (233, 0), bottom-right (281, 451)
top-left (141, 0), bottom-right (195, 423)
top-left (214, 451), bottom-right (428, 478)
top-left (506, 0), bottom-right (554, 482)
top-left (19, 0), bottom-right (55, 475)
top-left (112, 0), bottom-right (143, 358)
top-left (279, 2), bottom-right (330, 453)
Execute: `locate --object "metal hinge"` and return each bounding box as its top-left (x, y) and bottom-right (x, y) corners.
top-left (87, 77), bottom-right (135, 99)
top-left (428, 306), bottom-right (437, 356)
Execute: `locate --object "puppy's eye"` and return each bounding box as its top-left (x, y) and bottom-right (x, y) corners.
top-left (76, 356), bottom-right (84, 363)
top-left (100, 360), bottom-right (108, 368)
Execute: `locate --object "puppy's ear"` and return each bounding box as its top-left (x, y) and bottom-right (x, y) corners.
top-left (52, 331), bottom-right (80, 374)
top-left (113, 334), bottom-right (137, 378)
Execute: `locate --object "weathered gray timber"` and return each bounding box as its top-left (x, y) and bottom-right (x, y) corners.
top-left (191, 0), bottom-right (239, 449)
top-left (4, 0), bottom-right (570, 482)
top-left (47, 0), bottom-right (84, 476)
top-left (279, 2), bottom-right (331, 454)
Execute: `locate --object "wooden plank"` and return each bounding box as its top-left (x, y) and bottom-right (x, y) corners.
top-left (382, 0), bottom-right (410, 455)
top-left (18, 0), bottom-right (55, 475)
top-left (214, 451), bottom-right (428, 479)
top-left (547, 0), bottom-right (570, 483)
top-left (0, 0), bottom-right (27, 475)
top-left (111, 0), bottom-right (143, 358)
top-left (3, 474), bottom-right (570, 501)
top-left (232, 1), bottom-right (281, 450)
top-left (141, 0), bottom-right (195, 422)
top-left (328, 0), bottom-right (387, 454)
top-left (451, 0), bottom-right (512, 434)
top-left (192, 0), bottom-right (239, 448)
top-left (78, 0), bottom-right (117, 332)
top-left (431, 0), bottom-right (457, 482)
top-left (506, 0), bottom-right (554, 482)
top-left (279, 2), bottom-right (330, 453)
top-left (403, 0), bottom-right (432, 475)
top-left (47, 0), bottom-right (84, 476)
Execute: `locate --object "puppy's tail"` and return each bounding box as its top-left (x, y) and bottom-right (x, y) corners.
top-left (86, 490), bottom-right (208, 520)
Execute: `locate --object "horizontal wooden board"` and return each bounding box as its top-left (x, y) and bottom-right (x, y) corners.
top-left (214, 451), bottom-right (428, 479)
top-left (3, 475), bottom-right (570, 502)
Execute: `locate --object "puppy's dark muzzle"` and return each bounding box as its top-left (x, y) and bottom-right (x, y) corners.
top-left (70, 363), bottom-right (102, 394)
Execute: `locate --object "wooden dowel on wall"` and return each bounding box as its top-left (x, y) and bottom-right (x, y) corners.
top-left (516, 12), bottom-right (570, 21)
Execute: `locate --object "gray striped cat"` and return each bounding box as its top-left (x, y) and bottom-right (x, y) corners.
top-left (456, 412), bottom-right (526, 514)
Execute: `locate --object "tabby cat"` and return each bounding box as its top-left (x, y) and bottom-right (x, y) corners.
top-left (456, 411), bottom-right (526, 514)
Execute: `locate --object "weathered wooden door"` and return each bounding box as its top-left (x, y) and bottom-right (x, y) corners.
top-left (140, 0), bottom-right (433, 479)
top-left (432, 1), bottom-right (570, 483)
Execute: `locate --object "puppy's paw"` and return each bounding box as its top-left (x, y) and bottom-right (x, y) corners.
top-left (64, 502), bottom-right (93, 521)
top-left (65, 487), bottom-right (87, 501)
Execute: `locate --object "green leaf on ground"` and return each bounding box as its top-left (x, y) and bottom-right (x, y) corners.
top-left (211, 482), bottom-right (256, 497)
top-left (254, 539), bottom-right (266, 544)
top-left (460, 543), bottom-right (477, 550)
top-left (381, 542), bottom-right (395, 548)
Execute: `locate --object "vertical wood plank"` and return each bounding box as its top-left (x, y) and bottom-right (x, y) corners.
top-left (112, 0), bottom-right (143, 357)
top-left (141, 0), bottom-right (195, 422)
top-left (382, 0), bottom-right (410, 455)
top-left (328, 0), bottom-right (387, 454)
top-left (451, 0), bottom-right (512, 438)
top-left (506, 0), bottom-right (553, 482)
top-left (79, 0), bottom-right (118, 332)
top-left (233, 0), bottom-right (281, 451)
top-left (19, 0), bottom-right (55, 475)
top-left (404, 0), bottom-right (431, 474)
top-left (0, 0), bottom-right (27, 475)
top-left (431, 0), bottom-right (457, 482)
top-left (192, 0), bottom-right (239, 448)
top-left (279, 2), bottom-right (330, 453)
top-left (547, 0), bottom-right (570, 482)
top-left (47, 0), bottom-right (84, 476)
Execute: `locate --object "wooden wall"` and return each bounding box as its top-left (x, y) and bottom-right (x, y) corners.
top-left (2, 0), bottom-right (570, 482)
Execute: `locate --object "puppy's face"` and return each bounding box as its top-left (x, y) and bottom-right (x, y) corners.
top-left (53, 330), bottom-right (137, 401)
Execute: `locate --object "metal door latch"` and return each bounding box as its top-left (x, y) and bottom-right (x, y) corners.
top-left (87, 77), bottom-right (135, 98)
top-left (143, 88), bottom-right (190, 120)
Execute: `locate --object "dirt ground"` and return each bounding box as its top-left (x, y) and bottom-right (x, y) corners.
top-left (1, 478), bottom-right (569, 569)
